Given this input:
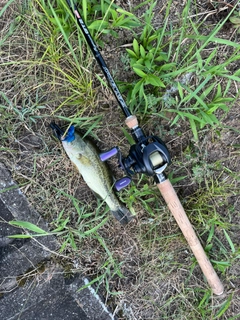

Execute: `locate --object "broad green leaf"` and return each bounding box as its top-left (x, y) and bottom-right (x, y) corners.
top-left (144, 59), bottom-right (152, 69)
top-left (145, 74), bottom-right (165, 87)
top-left (9, 220), bottom-right (48, 234)
top-left (140, 45), bottom-right (146, 58)
top-left (136, 58), bottom-right (144, 65)
top-left (205, 243), bottom-right (213, 252)
top-left (159, 63), bottom-right (176, 72)
top-left (155, 53), bottom-right (168, 62)
top-left (113, 14), bottom-right (125, 28)
top-left (207, 105), bottom-right (222, 114)
top-left (133, 67), bottom-right (147, 78)
top-left (88, 20), bottom-right (108, 31)
top-left (133, 63), bottom-right (145, 70)
top-left (132, 79), bottom-right (144, 97)
top-left (133, 38), bottom-right (140, 56)
top-left (148, 34), bottom-right (158, 43)
top-left (116, 8), bottom-right (135, 17)
top-left (229, 17), bottom-right (240, 24)
top-left (118, 20), bottom-right (141, 29)
top-left (109, 8), bottom-right (118, 21)
top-left (126, 48), bottom-right (138, 59)
top-left (199, 110), bottom-right (218, 125)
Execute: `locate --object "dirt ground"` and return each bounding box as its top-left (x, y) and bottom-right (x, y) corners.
top-left (0, 0), bottom-right (239, 319)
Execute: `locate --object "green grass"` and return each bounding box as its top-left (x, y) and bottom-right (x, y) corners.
top-left (120, 0), bottom-right (240, 140)
top-left (1, 0), bottom-right (240, 319)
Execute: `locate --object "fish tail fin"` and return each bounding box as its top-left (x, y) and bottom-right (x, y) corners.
top-left (111, 206), bottom-right (135, 225)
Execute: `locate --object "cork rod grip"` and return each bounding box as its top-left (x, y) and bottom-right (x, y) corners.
top-left (157, 179), bottom-right (224, 295)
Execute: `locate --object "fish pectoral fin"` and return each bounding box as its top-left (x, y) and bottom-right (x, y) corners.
top-left (72, 163), bottom-right (82, 176)
top-left (77, 153), bottom-right (91, 166)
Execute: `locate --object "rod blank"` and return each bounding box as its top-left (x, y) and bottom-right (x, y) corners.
top-left (66, 0), bottom-right (131, 117)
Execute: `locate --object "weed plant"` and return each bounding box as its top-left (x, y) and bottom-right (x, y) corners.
top-left (120, 0), bottom-right (240, 140)
top-left (1, 0), bottom-right (239, 319)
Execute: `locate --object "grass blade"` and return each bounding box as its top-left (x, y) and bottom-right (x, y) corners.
top-left (0, 0), bottom-right (15, 17)
top-left (223, 229), bottom-right (236, 254)
top-left (9, 221), bottom-right (48, 234)
top-left (214, 295), bottom-right (232, 319)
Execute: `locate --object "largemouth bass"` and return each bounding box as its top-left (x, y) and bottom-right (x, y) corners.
top-left (51, 123), bottom-right (134, 225)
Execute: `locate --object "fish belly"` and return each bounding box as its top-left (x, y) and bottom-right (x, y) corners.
top-left (73, 156), bottom-right (117, 210)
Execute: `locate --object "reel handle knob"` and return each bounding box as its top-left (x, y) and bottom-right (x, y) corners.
top-left (99, 147), bottom-right (118, 161)
top-left (115, 177), bottom-right (132, 191)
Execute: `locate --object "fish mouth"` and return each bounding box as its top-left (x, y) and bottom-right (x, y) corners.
top-left (50, 122), bottom-right (64, 140)
top-left (50, 122), bottom-right (75, 142)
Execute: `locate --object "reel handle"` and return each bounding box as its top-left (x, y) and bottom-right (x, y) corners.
top-left (99, 147), bottom-right (118, 161)
top-left (99, 147), bottom-right (132, 191)
top-left (157, 179), bottom-right (224, 295)
top-left (115, 177), bottom-right (132, 191)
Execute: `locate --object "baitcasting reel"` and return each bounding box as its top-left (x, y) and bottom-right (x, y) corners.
top-left (100, 127), bottom-right (171, 191)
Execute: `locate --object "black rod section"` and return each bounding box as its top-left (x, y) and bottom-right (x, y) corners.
top-left (66, 0), bottom-right (131, 118)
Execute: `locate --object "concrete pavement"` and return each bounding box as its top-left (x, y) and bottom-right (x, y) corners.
top-left (0, 162), bottom-right (116, 320)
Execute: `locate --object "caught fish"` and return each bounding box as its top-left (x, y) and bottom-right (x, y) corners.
top-left (51, 123), bottom-right (134, 225)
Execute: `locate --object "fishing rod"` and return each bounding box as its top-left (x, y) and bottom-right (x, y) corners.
top-left (64, 0), bottom-right (224, 295)
top-left (66, 0), bottom-right (130, 118)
